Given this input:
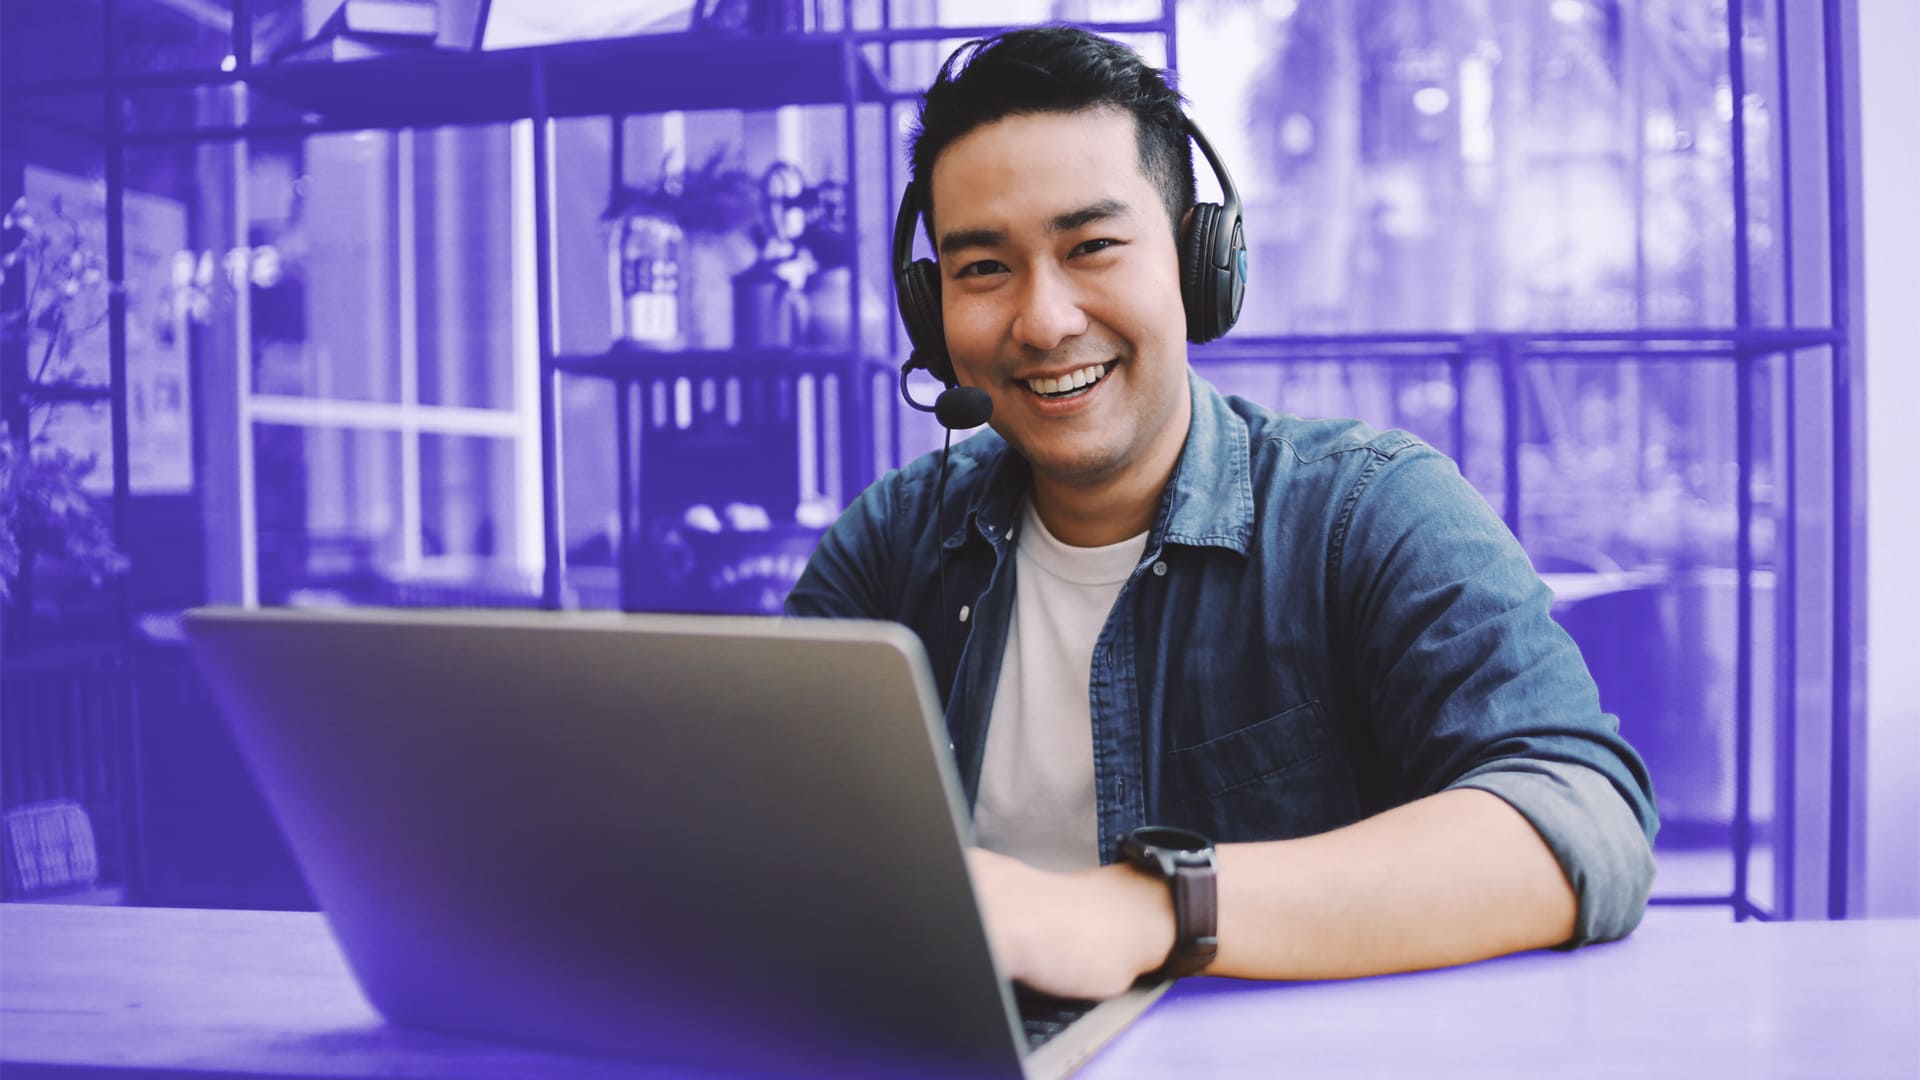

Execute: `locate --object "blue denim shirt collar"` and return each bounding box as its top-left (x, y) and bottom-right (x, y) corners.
top-left (1155, 369), bottom-right (1255, 555)
top-left (943, 444), bottom-right (1025, 556)
top-left (946, 368), bottom-right (1256, 557)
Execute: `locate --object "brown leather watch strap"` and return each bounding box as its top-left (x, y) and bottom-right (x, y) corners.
top-left (1166, 851), bottom-right (1218, 978)
top-left (1118, 826), bottom-right (1219, 979)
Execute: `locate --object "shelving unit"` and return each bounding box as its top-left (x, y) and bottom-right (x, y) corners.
top-left (3, 15), bottom-right (902, 618)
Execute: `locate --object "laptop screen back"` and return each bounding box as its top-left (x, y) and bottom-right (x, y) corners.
top-left (184, 607), bottom-right (1027, 1078)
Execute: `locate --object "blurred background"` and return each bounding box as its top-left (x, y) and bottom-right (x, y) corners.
top-left (1, 0), bottom-right (1913, 926)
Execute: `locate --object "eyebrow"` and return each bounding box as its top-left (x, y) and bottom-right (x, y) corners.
top-left (936, 198), bottom-right (1132, 258)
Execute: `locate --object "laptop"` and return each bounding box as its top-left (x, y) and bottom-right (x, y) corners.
top-left (183, 606), bottom-right (1168, 1078)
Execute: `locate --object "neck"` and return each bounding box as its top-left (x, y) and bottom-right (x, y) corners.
top-left (1029, 393), bottom-right (1192, 548)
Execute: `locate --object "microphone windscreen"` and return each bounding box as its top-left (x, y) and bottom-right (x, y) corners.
top-left (934, 386), bottom-right (994, 430)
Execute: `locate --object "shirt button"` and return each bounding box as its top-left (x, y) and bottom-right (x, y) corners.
top-left (958, 605), bottom-right (970, 623)
top-left (1152, 561), bottom-right (1168, 576)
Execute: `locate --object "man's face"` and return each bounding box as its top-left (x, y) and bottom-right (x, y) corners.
top-left (929, 107), bottom-right (1192, 491)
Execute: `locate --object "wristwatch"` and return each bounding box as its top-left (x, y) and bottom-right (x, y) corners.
top-left (1117, 825), bottom-right (1218, 979)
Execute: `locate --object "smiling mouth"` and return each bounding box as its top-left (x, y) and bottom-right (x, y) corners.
top-left (1024, 361), bottom-right (1116, 400)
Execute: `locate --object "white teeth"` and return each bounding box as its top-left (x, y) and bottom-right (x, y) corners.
top-left (1027, 362), bottom-right (1111, 396)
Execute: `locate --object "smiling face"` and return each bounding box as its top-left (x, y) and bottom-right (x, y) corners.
top-left (929, 107), bottom-right (1193, 501)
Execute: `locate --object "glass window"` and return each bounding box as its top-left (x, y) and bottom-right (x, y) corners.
top-left (1177, 0), bottom-right (1788, 333)
top-left (413, 127), bottom-right (517, 411)
top-left (253, 423), bottom-right (401, 605)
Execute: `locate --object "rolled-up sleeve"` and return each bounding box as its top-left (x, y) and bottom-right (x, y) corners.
top-left (1453, 760), bottom-right (1657, 945)
top-left (1332, 438), bottom-right (1660, 946)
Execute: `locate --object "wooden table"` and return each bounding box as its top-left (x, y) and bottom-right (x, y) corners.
top-left (2, 905), bottom-right (1915, 1078)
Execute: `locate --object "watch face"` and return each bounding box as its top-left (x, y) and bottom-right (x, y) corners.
top-left (1130, 825), bottom-right (1212, 853)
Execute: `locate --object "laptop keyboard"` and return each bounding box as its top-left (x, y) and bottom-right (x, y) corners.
top-left (1015, 988), bottom-right (1099, 1050)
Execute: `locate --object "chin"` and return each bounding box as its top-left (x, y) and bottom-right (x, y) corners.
top-left (1023, 443), bottom-right (1131, 485)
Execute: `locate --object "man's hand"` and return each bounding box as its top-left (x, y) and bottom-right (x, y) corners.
top-left (964, 848), bottom-right (1176, 1000)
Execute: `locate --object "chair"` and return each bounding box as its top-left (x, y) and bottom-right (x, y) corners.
top-left (2, 799), bottom-right (124, 904)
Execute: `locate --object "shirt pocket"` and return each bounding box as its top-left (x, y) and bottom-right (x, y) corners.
top-left (1162, 701), bottom-right (1359, 841)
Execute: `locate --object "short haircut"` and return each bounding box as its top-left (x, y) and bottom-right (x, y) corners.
top-left (907, 25), bottom-right (1196, 247)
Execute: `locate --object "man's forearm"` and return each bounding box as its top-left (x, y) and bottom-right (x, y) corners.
top-left (1210, 787), bottom-right (1577, 979)
top-left (971, 787), bottom-right (1581, 999)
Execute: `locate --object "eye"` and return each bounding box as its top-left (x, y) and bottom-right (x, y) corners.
top-left (1073, 238), bottom-right (1119, 257)
top-left (953, 259), bottom-right (1008, 279)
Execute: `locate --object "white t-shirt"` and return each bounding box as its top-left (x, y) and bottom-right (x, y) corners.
top-left (971, 500), bottom-right (1148, 872)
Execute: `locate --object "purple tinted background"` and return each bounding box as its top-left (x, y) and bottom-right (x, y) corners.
top-left (0, 0), bottom-right (1908, 929)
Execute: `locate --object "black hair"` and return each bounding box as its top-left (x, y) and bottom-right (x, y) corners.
top-left (906, 25), bottom-right (1196, 246)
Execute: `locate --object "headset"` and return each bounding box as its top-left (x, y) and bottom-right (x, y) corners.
top-left (894, 114), bottom-right (1248, 428)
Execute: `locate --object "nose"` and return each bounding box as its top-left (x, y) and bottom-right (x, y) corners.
top-left (1009, 264), bottom-right (1088, 352)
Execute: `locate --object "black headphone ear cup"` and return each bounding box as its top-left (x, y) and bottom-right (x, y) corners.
top-left (1180, 202), bottom-right (1221, 343)
top-left (899, 258), bottom-right (954, 384)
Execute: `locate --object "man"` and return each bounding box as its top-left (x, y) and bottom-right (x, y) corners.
top-left (787, 25), bottom-right (1657, 1001)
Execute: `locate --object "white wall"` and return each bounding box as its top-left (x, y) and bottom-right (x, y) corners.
top-left (1857, 0), bottom-right (1920, 918)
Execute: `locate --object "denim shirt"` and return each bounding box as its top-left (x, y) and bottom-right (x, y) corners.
top-left (788, 371), bottom-right (1659, 946)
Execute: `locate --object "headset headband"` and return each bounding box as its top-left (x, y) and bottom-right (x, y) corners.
top-left (1182, 118), bottom-right (1241, 271)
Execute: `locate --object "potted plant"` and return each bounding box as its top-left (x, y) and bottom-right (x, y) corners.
top-left (606, 146), bottom-right (760, 351)
top-left (0, 194), bottom-right (130, 640)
